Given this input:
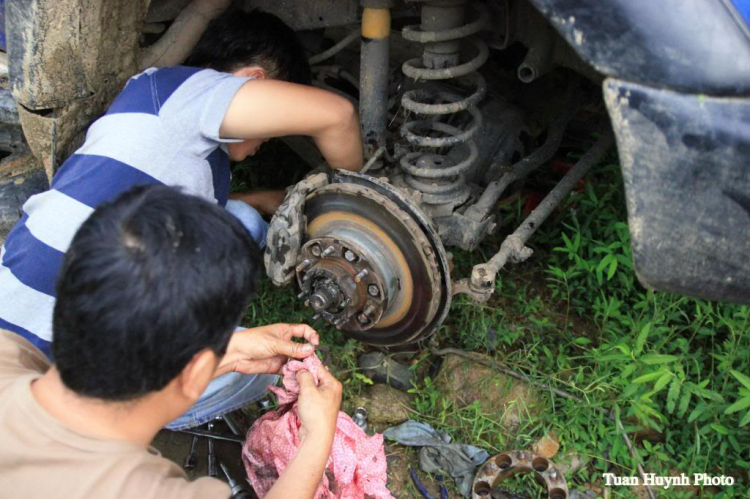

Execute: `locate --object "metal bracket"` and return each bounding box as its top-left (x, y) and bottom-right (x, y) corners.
top-left (264, 172), bottom-right (329, 286)
top-left (473, 450), bottom-right (569, 499)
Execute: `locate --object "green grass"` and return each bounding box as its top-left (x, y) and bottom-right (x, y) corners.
top-left (236, 142), bottom-right (749, 498)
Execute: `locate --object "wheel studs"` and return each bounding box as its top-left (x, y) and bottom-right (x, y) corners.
top-left (354, 269), bottom-right (369, 282)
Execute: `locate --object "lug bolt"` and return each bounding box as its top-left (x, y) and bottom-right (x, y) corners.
top-left (321, 246), bottom-right (335, 258)
top-left (354, 269), bottom-right (369, 283)
top-left (296, 259), bottom-right (311, 272)
top-left (344, 250), bottom-right (357, 262)
top-left (312, 314), bottom-right (320, 321)
top-left (357, 313), bottom-right (369, 324)
top-left (297, 291), bottom-right (306, 299)
top-left (368, 284), bottom-right (379, 297)
top-left (311, 245), bottom-right (321, 257)
top-left (363, 305), bottom-right (376, 317)
top-left (548, 469), bottom-right (558, 480)
top-left (517, 451), bottom-right (526, 460)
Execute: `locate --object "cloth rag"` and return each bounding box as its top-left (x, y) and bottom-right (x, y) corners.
top-left (383, 421), bottom-right (490, 498)
top-left (242, 355), bottom-right (394, 499)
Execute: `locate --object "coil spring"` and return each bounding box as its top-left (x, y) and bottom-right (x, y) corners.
top-left (399, 0), bottom-right (490, 209)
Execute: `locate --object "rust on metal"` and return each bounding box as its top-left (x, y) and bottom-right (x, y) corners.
top-left (472, 450), bottom-right (569, 499)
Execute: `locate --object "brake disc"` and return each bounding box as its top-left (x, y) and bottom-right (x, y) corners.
top-left (295, 171), bottom-right (451, 345)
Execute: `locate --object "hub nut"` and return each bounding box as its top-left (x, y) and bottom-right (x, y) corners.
top-left (311, 245), bottom-right (322, 257)
top-left (368, 284), bottom-right (379, 297)
top-left (344, 250), bottom-right (357, 262)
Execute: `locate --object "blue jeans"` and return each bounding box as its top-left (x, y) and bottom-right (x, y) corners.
top-left (166, 200), bottom-right (274, 430)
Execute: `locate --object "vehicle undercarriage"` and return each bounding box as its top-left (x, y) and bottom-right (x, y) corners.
top-left (2, 0), bottom-right (749, 346)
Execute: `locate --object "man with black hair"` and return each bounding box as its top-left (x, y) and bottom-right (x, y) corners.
top-left (0, 185), bottom-right (343, 498)
top-left (0, 9), bottom-right (362, 428)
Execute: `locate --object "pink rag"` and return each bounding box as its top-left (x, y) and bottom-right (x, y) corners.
top-left (242, 355), bottom-right (394, 499)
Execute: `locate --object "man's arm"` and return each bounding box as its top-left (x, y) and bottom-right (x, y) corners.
top-left (220, 80), bottom-right (364, 172)
top-left (227, 190), bottom-right (286, 216)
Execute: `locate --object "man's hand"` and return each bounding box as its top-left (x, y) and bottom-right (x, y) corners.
top-left (296, 367), bottom-right (342, 445)
top-left (215, 323), bottom-right (319, 378)
top-left (264, 367), bottom-right (343, 499)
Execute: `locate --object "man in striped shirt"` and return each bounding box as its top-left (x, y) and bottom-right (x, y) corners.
top-left (0, 10), bottom-right (363, 428)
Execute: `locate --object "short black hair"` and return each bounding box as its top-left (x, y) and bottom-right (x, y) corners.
top-left (186, 9), bottom-right (311, 85)
top-left (52, 185), bottom-right (260, 401)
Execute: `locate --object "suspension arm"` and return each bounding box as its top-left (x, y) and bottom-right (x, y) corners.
top-left (454, 130), bottom-right (614, 302)
top-left (465, 90), bottom-right (579, 222)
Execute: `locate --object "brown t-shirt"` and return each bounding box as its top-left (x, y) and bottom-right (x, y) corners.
top-left (0, 330), bottom-right (230, 499)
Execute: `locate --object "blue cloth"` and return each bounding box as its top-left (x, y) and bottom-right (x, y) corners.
top-left (384, 421), bottom-right (490, 498)
top-left (167, 371), bottom-right (278, 430)
top-left (225, 199), bottom-right (268, 248)
top-left (0, 66), bottom-right (252, 353)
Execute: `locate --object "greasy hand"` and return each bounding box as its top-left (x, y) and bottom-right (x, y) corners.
top-left (296, 367), bottom-right (342, 444)
top-left (217, 324), bottom-right (320, 377)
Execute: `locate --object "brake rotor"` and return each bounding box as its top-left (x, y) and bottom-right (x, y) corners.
top-left (295, 171), bottom-right (451, 345)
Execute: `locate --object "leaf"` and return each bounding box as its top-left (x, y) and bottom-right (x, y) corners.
top-left (634, 323), bottom-right (651, 356)
top-left (640, 354), bottom-right (678, 365)
top-left (653, 372), bottom-right (673, 393)
top-left (597, 254), bottom-right (613, 273)
top-left (710, 423), bottom-right (730, 435)
top-left (353, 373), bottom-right (374, 385)
top-left (607, 257), bottom-right (618, 280)
top-left (678, 387), bottom-right (693, 417)
top-left (613, 343), bottom-right (632, 355)
top-left (692, 386), bottom-right (725, 403)
top-left (597, 354), bottom-right (628, 362)
top-left (667, 377), bottom-right (682, 414)
top-left (561, 232), bottom-right (573, 252)
top-left (731, 370), bottom-right (750, 390)
top-left (725, 396), bottom-right (750, 414)
top-left (741, 411), bottom-right (750, 427)
top-left (574, 337), bottom-right (592, 345)
top-left (688, 403), bottom-right (708, 423)
top-left (633, 370), bottom-right (667, 384)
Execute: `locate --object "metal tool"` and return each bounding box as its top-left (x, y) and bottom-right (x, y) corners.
top-left (220, 461), bottom-right (253, 499)
top-left (182, 435), bottom-right (199, 470)
top-left (352, 407), bottom-right (368, 432)
top-left (221, 413), bottom-right (244, 436)
top-left (177, 428), bottom-right (244, 444)
top-left (207, 422), bottom-right (218, 477)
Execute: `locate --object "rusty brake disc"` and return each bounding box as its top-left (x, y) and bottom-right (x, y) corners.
top-left (295, 170), bottom-right (451, 345)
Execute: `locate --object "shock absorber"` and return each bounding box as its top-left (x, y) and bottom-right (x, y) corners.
top-left (399, 0), bottom-right (490, 216)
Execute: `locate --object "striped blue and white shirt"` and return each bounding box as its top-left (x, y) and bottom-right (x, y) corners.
top-left (0, 66), bottom-right (251, 357)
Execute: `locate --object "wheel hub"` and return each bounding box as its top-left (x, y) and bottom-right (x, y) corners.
top-left (293, 171), bottom-right (451, 345)
top-left (296, 236), bottom-right (387, 331)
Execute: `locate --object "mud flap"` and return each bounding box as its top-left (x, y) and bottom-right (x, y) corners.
top-left (604, 79), bottom-right (750, 303)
